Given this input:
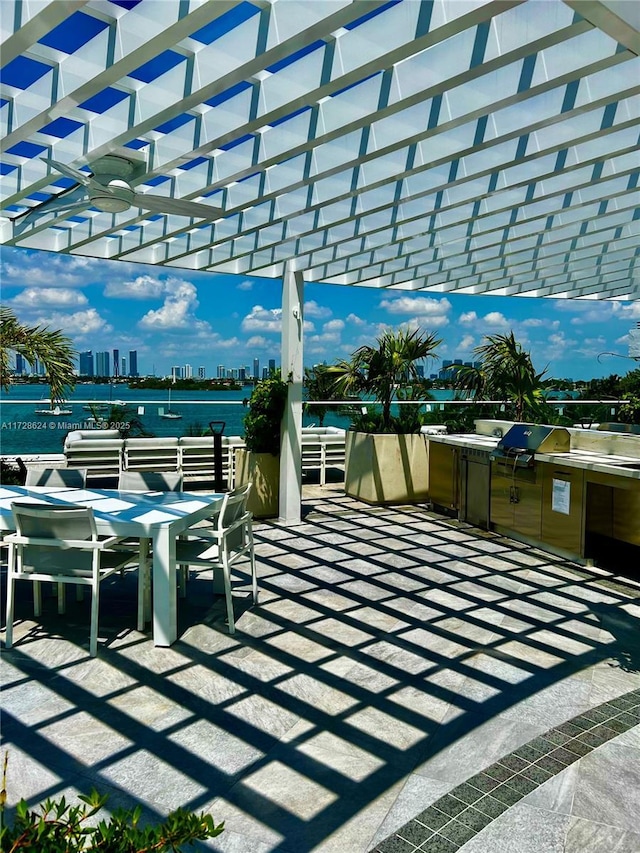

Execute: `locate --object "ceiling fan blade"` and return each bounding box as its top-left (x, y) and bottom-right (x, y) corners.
top-left (12, 185), bottom-right (90, 234)
top-left (41, 157), bottom-right (93, 187)
top-left (131, 193), bottom-right (223, 219)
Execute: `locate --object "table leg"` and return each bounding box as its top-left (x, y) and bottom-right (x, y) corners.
top-left (152, 527), bottom-right (177, 647)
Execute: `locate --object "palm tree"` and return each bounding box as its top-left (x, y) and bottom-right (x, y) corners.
top-left (331, 328), bottom-right (441, 432)
top-left (303, 364), bottom-right (343, 427)
top-left (85, 401), bottom-right (153, 438)
top-left (1, 306), bottom-right (76, 408)
top-left (455, 331), bottom-right (547, 421)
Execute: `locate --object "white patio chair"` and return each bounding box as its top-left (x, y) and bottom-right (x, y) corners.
top-left (118, 470), bottom-right (183, 491)
top-left (24, 468), bottom-right (89, 604)
top-left (176, 483), bottom-right (257, 633)
top-left (116, 470), bottom-right (183, 623)
top-left (25, 468), bottom-right (87, 487)
top-left (5, 502), bottom-right (140, 657)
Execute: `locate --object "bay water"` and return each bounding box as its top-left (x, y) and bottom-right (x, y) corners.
top-left (0, 383), bottom-right (343, 455)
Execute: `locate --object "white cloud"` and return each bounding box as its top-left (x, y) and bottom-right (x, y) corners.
top-left (211, 335), bottom-right (240, 349)
top-left (237, 280), bottom-right (253, 291)
top-left (520, 317), bottom-right (560, 331)
top-left (459, 334), bottom-right (475, 351)
top-left (241, 305), bottom-right (281, 333)
top-left (138, 282), bottom-right (210, 331)
top-left (483, 312), bottom-right (510, 328)
top-left (247, 335), bottom-right (268, 347)
top-left (104, 274), bottom-right (187, 300)
top-left (323, 318), bottom-right (345, 332)
top-left (12, 288), bottom-right (88, 308)
top-left (458, 310), bottom-right (509, 328)
top-left (160, 334), bottom-right (239, 354)
top-left (618, 302), bottom-right (640, 320)
top-left (379, 296), bottom-right (452, 317)
top-left (304, 300), bottom-right (332, 319)
top-left (306, 317), bottom-right (346, 350)
top-left (404, 314), bottom-right (449, 329)
top-left (615, 334), bottom-right (630, 345)
top-left (32, 309), bottom-right (112, 338)
top-left (544, 331), bottom-right (577, 361)
top-left (0, 250), bottom-right (101, 289)
top-left (555, 300), bottom-right (622, 324)
top-left (346, 313), bottom-right (366, 326)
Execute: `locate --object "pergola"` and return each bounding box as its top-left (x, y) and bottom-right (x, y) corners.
top-left (1, 0), bottom-right (639, 520)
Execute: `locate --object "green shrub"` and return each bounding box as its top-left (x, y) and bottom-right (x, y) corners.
top-left (0, 754), bottom-right (224, 852)
top-left (243, 373), bottom-right (288, 455)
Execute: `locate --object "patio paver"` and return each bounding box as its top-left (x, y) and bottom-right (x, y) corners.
top-left (2, 485), bottom-right (639, 852)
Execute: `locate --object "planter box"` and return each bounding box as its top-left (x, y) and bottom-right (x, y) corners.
top-left (344, 431), bottom-right (429, 505)
top-left (235, 448), bottom-right (279, 518)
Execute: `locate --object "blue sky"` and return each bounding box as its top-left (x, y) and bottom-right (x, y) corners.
top-left (1, 246), bottom-right (637, 381)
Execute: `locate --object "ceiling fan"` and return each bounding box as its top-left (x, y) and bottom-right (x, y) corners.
top-left (12, 153), bottom-right (223, 233)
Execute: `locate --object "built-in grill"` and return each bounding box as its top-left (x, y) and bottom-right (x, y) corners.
top-left (490, 424), bottom-right (570, 467)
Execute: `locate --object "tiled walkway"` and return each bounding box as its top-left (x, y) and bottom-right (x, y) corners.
top-left (2, 486), bottom-right (639, 852)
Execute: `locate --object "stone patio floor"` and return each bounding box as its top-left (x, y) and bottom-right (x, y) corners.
top-left (1, 484), bottom-right (639, 852)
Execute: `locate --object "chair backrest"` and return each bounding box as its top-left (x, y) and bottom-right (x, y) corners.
top-left (25, 467), bottom-right (87, 487)
top-left (219, 483), bottom-right (252, 549)
top-left (11, 501), bottom-right (96, 572)
top-left (118, 470), bottom-right (184, 492)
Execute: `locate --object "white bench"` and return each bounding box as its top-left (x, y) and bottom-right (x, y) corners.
top-left (179, 435), bottom-right (245, 484)
top-left (64, 427), bottom-right (346, 486)
top-left (64, 430), bottom-right (123, 479)
top-left (300, 427), bottom-right (347, 485)
top-left (124, 437), bottom-right (180, 473)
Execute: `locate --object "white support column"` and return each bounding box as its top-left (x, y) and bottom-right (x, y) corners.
top-left (279, 264), bottom-right (304, 524)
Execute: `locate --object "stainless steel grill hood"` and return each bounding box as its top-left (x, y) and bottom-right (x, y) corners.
top-left (490, 425), bottom-right (570, 467)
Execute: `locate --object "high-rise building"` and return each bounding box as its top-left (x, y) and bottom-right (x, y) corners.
top-left (238, 367), bottom-right (246, 381)
top-left (184, 364), bottom-right (193, 379)
top-left (128, 350), bottom-right (138, 377)
top-left (95, 351), bottom-right (110, 377)
top-left (113, 348), bottom-right (120, 377)
top-left (121, 356), bottom-right (126, 376)
top-left (198, 366), bottom-right (206, 379)
top-left (253, 358), bottom-right (259, 379)
top-left (268, 358), bottom-right (276, 374)
top-left (79, 351), bottom-right (94, 376)
top-left (217, 364), bottom-right (225, 379)
top-left (262, 367), bottom-right (268, 379)
top-left (15, 354), bottom-right (25, 374)
top-left (438, 357), bottom-right (478, 381)
top-left (171, 366), bottom-right (182, 381)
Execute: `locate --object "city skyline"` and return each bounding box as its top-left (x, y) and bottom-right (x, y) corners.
top-left (1, 247), bottom-right (639, 382)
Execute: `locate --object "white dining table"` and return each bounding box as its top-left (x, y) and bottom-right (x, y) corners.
top-left (0, 485), bottom-right (224, 647)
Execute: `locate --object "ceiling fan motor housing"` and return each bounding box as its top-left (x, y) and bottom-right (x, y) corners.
top-left (89, 155), bottom-right (142, 213)
top-left (92, 179), bottom-right (135, 213)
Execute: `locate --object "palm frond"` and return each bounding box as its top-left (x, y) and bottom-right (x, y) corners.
top-left (1, 306), bottom-right (77, 406)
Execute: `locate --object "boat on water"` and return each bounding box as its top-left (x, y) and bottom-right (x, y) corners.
top-left (159, 388), bottom-right (182, 420)
top-left (35, 403), bottom-right (73, 416)
top-left (85, 414), bottom-right (106, 425)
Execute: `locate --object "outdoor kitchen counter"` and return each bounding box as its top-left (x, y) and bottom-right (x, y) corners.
top-left (535, 450), bottom-right (640, 480)
top-left (428, 435), bottom-right (640, 480)
top-left (427, 434), bottom-right (500, 450)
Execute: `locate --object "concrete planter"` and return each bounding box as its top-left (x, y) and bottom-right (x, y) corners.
top-left (344, 431), bottom-right (429, 505)
top-left (235, 448), bottom-right (280, 518)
